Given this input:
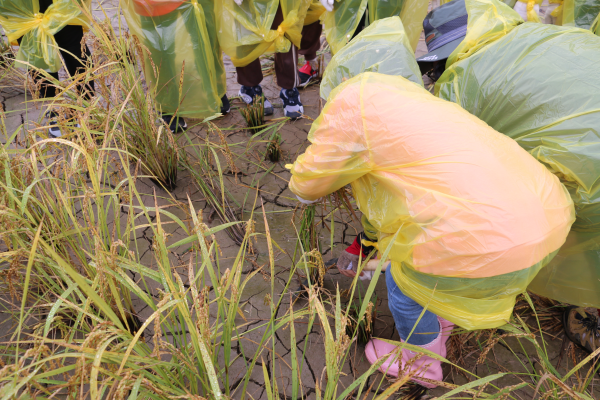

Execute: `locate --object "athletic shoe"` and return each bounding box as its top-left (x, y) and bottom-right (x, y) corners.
top-left (221, 94), bottom-right (231, 115)
top-left (46, 111), bottom-right (62, 138)
top-left (280, 88), bottom-right (304, 120)
top-left (563, 306), bottom-right (600, 354)
top-left (238, 85), bottom-right (274, 116)
top-left (299, 61), bottom-right (318, 87)
top-left (161, 114), bottom-right (187, 133)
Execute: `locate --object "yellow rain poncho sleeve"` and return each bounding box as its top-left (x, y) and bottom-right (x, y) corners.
top-left (305, 0), bottom-right (326, 24)
top-left (320, 16), bottom-right (423, 100)
top-left (216, 0), bottom-right (312, 68)
top-left (289, 72), bottom-right (574, 330)
top-left (321, 0), bottom-right (429, 54)
top-left (0, 0), bottom-right (90, 72)
top-left (122, 0), bottom-right (226, 118)
top-left (436, 0), bottom-right (600, 308)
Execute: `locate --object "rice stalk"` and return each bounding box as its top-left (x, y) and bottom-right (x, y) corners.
top-left (265, 127), bottom-right (282, 162)
top-left (83, 18), bottom-right (179, 191)
top-left (239, 95), bottom-right (265, 134)
top-left (181, 127), bottom-right (245, 245)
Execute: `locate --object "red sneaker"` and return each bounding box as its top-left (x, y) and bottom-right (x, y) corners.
top-left (298, 61), bottom-right (318, 87)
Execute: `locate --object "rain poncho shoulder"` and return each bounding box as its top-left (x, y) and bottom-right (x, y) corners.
top-left (0, 0), bottom-right (90, 72)
top-left (321, 0), bottom-right (429, 54)
top-left (216, 0), bottom-right (311, 68)
top-left (289, 72), bottom-right (574, 330)
top-left (320, 16), bottom-right (423, 100)
top-left (436, 0), bottom-right (600, 307)
top-left (122, 0), bottom-right (226, 118)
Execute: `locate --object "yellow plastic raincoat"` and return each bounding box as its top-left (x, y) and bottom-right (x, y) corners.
top-left (321, 0), bottom-right (429, 54)
top-left (320, 16), bottom-right (423, 100)
top-left (216, 0), bottom-right (312, 68)
top-left (436, 0), bottom-right (600, 308)
top-left (289, 72), bottom-right (574, 330)
top-left (306, 0), bottom-right (326, 24)
top-left (0, 0), bottom-right (90, 72)
top-left (122, 0), bottom-right (226, 118)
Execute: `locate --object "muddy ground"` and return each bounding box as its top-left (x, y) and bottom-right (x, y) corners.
top-left (1, 1), bottom-right (599, 398)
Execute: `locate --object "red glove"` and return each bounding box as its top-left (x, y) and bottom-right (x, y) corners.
top-left (336, 236), bottom-right (367, 278)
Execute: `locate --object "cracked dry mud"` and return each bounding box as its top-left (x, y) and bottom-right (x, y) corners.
top-left (1, 1), bottom-right (600, 398)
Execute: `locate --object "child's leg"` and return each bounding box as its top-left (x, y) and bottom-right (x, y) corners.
top-left (236, 59), bottom-right (263, 87)
top-left (53, 25), bottom-right (95, 99)
top-left (298, 21), bottom-right (322, 65)
top-left (385, 268), bottom-right (440, 345)
top-left (271, 6), bottom-right (299, 90)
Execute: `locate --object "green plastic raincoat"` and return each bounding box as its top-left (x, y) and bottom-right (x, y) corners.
top-left (0, 0), bottom-right (90, 72)
top-left (216, 0), bottom-right (312, 68)
top-left (562, 0), bottom-right (600, 27)
top-left (122, 0), bottom-right (226, 118)
top-left (289, 72), bottom-right (574, 330)
top-left (435, 0), bottom-right (600, 308)
top-left (321, 0), bottom-right (429, 54)
top-left (320, 16), bottom-right (423, 100)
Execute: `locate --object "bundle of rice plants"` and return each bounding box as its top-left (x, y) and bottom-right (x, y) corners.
top-left (82, 19), bottom-right (179, 191)
top-left (346, 294), bottom-right (377, 345)
top-left (181, 122), bottom-right (245, 245)
top-left (265, 128), bottom-right (282, 162)
top-left (239, 95), bottom-right (265, 134)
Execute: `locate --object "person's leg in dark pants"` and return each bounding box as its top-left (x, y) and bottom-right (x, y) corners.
top-left (52, 25), bottom-right (95, 100)
top-left (33, 0), bottom-right (94, 100)
top-left (298, 21), bottom-right (323, 87)
top-left (274, 11), bottom-right (322, 119)
top-left (33, 0), bottom-right (94, 136)
top-left (236, 54), bottom-right (274, 115)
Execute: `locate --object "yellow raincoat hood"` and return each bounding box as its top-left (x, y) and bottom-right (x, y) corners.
top-left (289, 72), bottom-right (575, 329)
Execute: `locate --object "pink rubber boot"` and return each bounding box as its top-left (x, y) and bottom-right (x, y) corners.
top-left (365, 329), bottom-right (446, 388)
top-left (438, 316), bottom-right (455, 358)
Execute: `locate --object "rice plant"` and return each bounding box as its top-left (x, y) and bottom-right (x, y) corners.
top-left (265, 127), bottom-right (282, 162)
top-left (239, 95), bottom-right (265, 134)
top-left (181, 122), bottom-right (245, 245)
top-left (84, 19), bottom-right (179, 191)
top-left (346, 293), bottom-right (377, 345)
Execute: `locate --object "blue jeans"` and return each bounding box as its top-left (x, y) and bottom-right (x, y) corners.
top-left (386, 268), bottom-right (439, 346)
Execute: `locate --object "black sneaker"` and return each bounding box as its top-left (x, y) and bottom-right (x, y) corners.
top-left (563, 306), bottom-right (600, 354)
top-left (280, 88), bottom-right (304, 120)
top-left (220, 94), bottom-right (231, 115)
top-left (161, 114), bottom-right (187, 133)
top-left (238, 85), bottom-right (274, 116)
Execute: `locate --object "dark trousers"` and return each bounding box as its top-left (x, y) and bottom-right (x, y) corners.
top-left (33, 0), bottom-right (94, 99)
top-left (236, 6), bottom-right (322, 90)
